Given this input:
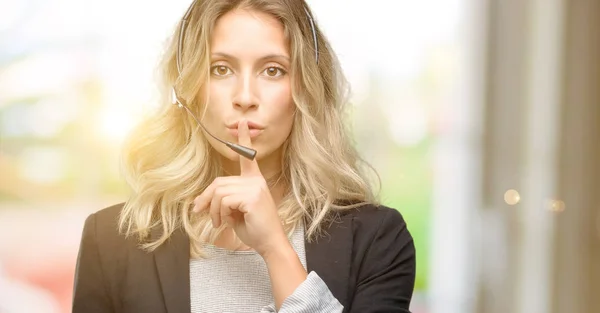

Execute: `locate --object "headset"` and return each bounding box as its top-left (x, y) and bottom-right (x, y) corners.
top-left (171, 0), bottom-right (319, 160)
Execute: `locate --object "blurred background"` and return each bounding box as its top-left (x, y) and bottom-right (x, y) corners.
top-left (0, 0), bottom-right (598, 312)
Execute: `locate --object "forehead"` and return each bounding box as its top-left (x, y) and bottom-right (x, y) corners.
top-left (210, 9), bottom-right (289, 56)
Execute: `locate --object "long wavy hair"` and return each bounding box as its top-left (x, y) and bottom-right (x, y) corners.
top-left (118, 0), bottom-right (380, 257)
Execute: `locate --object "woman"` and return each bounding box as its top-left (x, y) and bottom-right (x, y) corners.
top-left (72, 0), bottom-right (416, 312)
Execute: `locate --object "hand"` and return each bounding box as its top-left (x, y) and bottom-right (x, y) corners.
top-left (192, 119), bottom-right (288, 257)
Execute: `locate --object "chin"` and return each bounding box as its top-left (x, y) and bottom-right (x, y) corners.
top-left (209, 142), bottom-right (241, 162)
top-left (210, 140), bottom-right (263, 161)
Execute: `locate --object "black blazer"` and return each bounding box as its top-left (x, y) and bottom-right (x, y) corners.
top-left (72, 203), bottom-right (416, 313)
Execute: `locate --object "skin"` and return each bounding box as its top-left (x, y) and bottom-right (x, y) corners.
top-left (192, 9), bottom-right (307, 310)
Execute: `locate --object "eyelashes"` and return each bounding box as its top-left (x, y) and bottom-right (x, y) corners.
top-left (211, 65), bottom-right (232, 76)
top-left (262, 66), bottom-right (287, 77)
top-left (209, 65), bottom-right (288, 79)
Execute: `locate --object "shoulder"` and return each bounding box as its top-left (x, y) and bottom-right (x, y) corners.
top-left (84, 202), bottom-right (125, 237)
top-left (338, 203), bottom-right (410, 237)
top-left (317, 203), bottom-right (414, 259)
top-left (339, 203), bottom-right (415, 262)
top-left (80, 202), bottom-right (131, 253)
top-left (348, 203), bottom-right (406, 222)
top-left (89, 202), bottom-right (125, 226)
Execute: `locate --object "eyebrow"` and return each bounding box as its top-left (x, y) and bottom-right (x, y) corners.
top-left (211, 52), bottom-right (290, 64)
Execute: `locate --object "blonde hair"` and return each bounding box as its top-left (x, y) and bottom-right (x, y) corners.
top-left (118, 0), bottom-right (380, 257)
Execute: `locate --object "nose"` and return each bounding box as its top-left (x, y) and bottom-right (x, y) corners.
top-left (232, 73), bottom-right (259, 111)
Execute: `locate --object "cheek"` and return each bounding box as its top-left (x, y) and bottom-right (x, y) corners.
top-left (266, 86), bottom-right (294, 129)
top-left (205, 84), bottom-right (228, 119)
top-left (270, 107), bottom-right (295, 146)
top-left (264, 80), bottom-right (293, 107)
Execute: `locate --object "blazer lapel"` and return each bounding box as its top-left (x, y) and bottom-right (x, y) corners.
top-left (152, 226), bottom-right (192, 313)
top-left (305, 213), bottom-right (354, 308)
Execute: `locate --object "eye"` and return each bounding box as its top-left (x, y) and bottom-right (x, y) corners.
top-left (262, 66), bottom-right (287, 78)
top-left (210, 65), bottom-right (232, 77)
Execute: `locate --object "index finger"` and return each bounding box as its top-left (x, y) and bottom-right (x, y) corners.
top-left (238, 119), bottom-right (261, 176)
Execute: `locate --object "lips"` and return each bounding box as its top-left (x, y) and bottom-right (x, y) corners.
top-left (226, 128), bottom-right (263, 138)
top-left (225, 120), bottom-right (265, 139)
top-left (226, 121), bottom-right (265, 130)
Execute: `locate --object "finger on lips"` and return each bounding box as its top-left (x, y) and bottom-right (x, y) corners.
top-left (238, 119), bottom-right (261, 177)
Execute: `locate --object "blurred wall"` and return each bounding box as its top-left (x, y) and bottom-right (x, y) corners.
top-left (552, 0), bottom-right (600, 312)
top-left (476, 0), bottom-right (600, 313)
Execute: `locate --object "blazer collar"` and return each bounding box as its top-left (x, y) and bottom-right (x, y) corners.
top-left (150, 212), bottom-right (355, 313)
